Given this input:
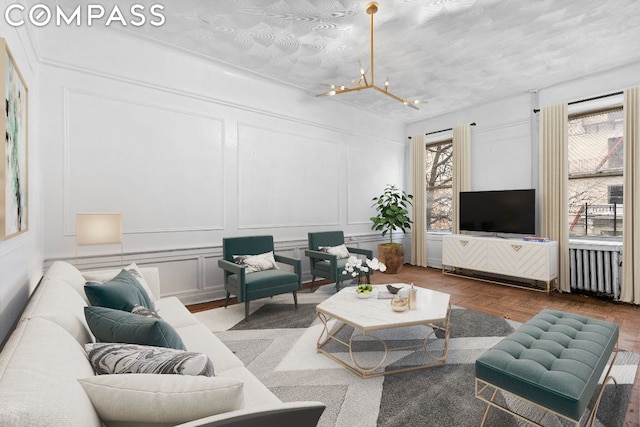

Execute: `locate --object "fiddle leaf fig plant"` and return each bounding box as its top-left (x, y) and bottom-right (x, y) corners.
top-left (370, 184), bottom-right (413, 244)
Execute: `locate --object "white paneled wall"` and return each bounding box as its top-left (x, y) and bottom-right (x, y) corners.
top-left (347, 139), bottom-right (406, 225)
top-left (45, 234), bottom-right (398, 305)
top-left (470, 119), bottom-right (532, 191)
top-left (64, 89), bottom-right (225, 235)
top-left (38, 25), bottom-right (407, 304)
top-left (236, 123), bottom-right (342, 229)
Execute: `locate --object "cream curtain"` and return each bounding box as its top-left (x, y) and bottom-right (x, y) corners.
top-left (621, 87), bottom-right (640, 303)
top-left (540, 104), bottom-right (570, 292)
top-left (411, 134), bottom-right (427, 266)
top-left (452, 124), bottom-right (471, 234)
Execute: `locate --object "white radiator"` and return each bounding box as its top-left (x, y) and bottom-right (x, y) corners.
top-left (569, 241), bottom-right (622, 299)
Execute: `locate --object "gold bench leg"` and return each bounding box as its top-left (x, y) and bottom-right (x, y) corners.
top-left (585, 344), bottom-right (619, 427)
top-left (479, 386), bottom-right (498, 427)
top-left (476, 368), bottom-right (618, 427)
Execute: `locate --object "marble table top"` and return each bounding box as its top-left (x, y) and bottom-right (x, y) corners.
top-left (315, 284), bottom-right (451, 332)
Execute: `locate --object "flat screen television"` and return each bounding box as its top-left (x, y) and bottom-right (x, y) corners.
top-left (459, 189), bottom-right (535, 235)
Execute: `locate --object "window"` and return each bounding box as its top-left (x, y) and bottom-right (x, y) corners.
top-left (567, 108), bottom-right (623, 238)
top-left (608, 185), bottom-right (623, 204)
top-left (607, 137), bottom-right (624, 169)
top-left (425, 140), bottom-right (453, 231)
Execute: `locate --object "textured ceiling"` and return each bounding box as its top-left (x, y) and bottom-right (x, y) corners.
top-left (64, 0), bottom-right (640, 122)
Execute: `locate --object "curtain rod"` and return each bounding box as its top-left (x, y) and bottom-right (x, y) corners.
top-left (532, 91), bottom-right (623, 113)
top-left (407, 122), bottom-right (476, 139)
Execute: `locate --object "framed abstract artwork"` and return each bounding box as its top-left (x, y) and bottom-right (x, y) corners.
top-left (0, 38), bottom-right (28, 239)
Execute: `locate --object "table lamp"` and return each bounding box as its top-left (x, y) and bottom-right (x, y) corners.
top-left (76, 213), bottom-right (123, 266)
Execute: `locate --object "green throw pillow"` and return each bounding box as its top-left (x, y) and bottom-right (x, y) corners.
top-left (84, 306), bottom-right (186, 350)
top-left (84, 269), bottom-right (154, 312)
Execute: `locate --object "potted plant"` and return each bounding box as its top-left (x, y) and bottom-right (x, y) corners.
top-left (370, 184), bottom-right (413, 274)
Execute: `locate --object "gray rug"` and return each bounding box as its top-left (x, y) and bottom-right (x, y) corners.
top-left (230, 303), bottom-right (319, 330)
top-left (194, 288), bottom-right (638, 427)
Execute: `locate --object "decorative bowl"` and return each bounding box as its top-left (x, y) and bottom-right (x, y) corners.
top-left (386, 284), bottom-right (402, 294)
top-left (356, 284), bottom-right (374, 298)
top-left (391, 296), bottom-right (408, 312)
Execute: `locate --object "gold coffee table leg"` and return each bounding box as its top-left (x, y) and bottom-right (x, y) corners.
top-left (421, 303), bottom-right (451, 364)
top-left (349, 333), bottom-right (388, 375)
top-left (316, 312), bottom-right (349, 348)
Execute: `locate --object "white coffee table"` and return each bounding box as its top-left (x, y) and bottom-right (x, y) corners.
top-left (315, 284), bottom-right (451, 378)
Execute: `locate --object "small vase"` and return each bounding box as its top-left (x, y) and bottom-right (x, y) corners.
top-left (391, 296), bottom-right (408, 312)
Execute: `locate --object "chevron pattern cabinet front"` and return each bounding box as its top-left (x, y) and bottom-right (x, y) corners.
top-left (488, 240), bottom-right (558, 281)
top-left (442, 235), bottom-right (558, 291)
top-left (442, 235), bottom-right (488, 270)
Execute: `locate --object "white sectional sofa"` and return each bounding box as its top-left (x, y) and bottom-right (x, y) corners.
top-left (0, 261), bottom-right (325, 426)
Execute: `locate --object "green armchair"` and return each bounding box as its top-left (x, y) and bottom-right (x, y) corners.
top-left (305, 231), bottom-right (373, 291)
top-left (218, 235), bottom-right (301, 319)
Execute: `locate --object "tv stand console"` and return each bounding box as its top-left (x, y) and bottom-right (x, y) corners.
top-left (442, 234), bottom-right (558, 293)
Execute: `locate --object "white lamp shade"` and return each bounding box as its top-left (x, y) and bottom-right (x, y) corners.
top-left (76, 213), bottom-right (123, 246)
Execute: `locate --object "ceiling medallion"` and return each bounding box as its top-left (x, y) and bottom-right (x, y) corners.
top-left (317, 2), bottom-right (424, 110)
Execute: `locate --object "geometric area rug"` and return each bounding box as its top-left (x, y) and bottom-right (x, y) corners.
top-left (194, 286), bottom-right (638, 427)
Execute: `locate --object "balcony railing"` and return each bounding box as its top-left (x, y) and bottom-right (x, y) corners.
top-left (569, 203), bottom-right (623, 238)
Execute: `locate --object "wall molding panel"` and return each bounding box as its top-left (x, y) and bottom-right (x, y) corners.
top-left (62, 87), bottom-right (226, 236)
top-left (347, 139), bottom-right (407, 225)
top-left (236, 122), bottom-right (343, 229)
top-left (41, 57), bottom-right (398, 144)
top-left (44, 233), bottom-right (400, 305)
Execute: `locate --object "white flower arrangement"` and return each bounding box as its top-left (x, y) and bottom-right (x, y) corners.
top-left (342, 256), bottom-right (387, 278)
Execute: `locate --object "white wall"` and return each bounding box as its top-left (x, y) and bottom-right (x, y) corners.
top-left (0, 22), bottom-right (42, 346)
top-left (37, 25), bottom-right (407, 303)
top-left (407, 60), bottom-right (640, 268)
top-left (407, 92), bottom-right (534, 192)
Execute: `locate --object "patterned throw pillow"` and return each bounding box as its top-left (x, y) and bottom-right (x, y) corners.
top-left (233, 251), bottom-right (280, 273)
top-left (319, 244), bottom-right (350, 259)
top-left (131, 304), bottom-right (161, 319)
top-left (85, 343), bottom-right (215, 376)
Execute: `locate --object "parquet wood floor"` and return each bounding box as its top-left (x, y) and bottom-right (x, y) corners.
top-left (187, 264), bottom-right (640, 426)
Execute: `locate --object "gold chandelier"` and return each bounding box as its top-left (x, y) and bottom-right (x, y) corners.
top-left (317, 2), bottom-right (423, 110)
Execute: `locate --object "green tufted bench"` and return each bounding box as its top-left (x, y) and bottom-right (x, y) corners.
top-left (475, 309), bottom-right (619, 426)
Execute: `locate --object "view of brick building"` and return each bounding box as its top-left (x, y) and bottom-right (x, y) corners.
top-left (568, 108), bottom-right (624, 239)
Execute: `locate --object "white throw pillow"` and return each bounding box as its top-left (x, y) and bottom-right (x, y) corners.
top-left (233, 251), bottom-right (280, 273)
top-left (78, 374), bottom-right (244, 424)
top-left (85, 343), bottom-right (215, 376)
top-left (319, 244), bottom-right (350, 259)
